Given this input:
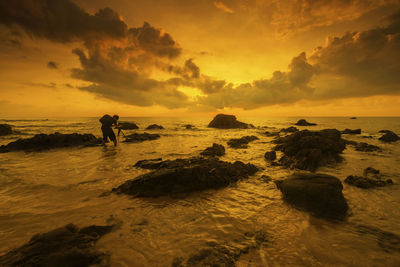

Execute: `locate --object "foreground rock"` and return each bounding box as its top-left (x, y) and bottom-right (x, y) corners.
top-left (0, 124), bottom-right (12, 136)
top-left (208, 114), bottom-right (251, 129)
top-left (275, 129), bottom-right (346, 171)
top-left (295, 119), bottom-right (316, 126)
top-left (345, 167), bottom-right (393, 189)
top-left (146, 124), bottom-right (164, 130)
top-left (114, 157), bottom-right (258, 197)
top-left (123, 132), bottom-right (160, 143)
top-left (119, 121), bottom-right (139, 130)
top-left (0, 224), bottom-right (113, 267)
top-left (0, 133), bottom-right (101, 153)
top-left (227, 135), bottom-right (259, 148)
top-left (379, 131), bottom-right (400, 142)
top-left (275, 173), bottom-right (348, 220)
top-left (200, 143), bottom-right (225, 157)
top-left (342, 128), bottom-right (361, 134)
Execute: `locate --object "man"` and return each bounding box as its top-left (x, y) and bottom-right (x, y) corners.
top-left (99, 114), bottom-right (120, 146)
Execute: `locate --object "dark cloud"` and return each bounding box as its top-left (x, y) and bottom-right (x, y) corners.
top-left (47, 61), bottom-right (58, 69)
top-left (23, 82), bottom-right (57, 89)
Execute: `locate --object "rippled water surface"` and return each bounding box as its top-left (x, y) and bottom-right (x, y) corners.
top-left (1, 117), bottom-right (400, 266)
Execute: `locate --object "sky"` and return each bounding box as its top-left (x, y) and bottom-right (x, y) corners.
top-left (0, 0), bottom-right (400, 117)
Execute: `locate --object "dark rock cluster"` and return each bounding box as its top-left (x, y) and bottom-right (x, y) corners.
top-left (379, 130), bottom-right (399, 142)
top-left (345, 167), bottom-right (393, 189)
top-left (123, 132), bottom-right (160, 143)
top-left (227, 135), bottom-right (259, 148)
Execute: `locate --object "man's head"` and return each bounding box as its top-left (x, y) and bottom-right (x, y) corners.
top-left (113, 114), bottom-right (119, 121)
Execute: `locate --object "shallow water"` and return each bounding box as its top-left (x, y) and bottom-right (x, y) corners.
top-left (0, 117), bottom-right (400, 266)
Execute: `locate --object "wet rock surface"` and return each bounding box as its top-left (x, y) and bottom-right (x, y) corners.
top-left (227, 135), bottom-right (259, 148)
top-left (0, 224), bottom-right (114, 267)
top-left (208, 114), bottom-right (250, 129)
top-left (200, 143), bottom-right (225, 157)
top-left (342, 128), bottom-right (361, 134)
top-left (123, 132), bottom-right (160, 143)
top-left (114, 157), bottom-right (258, 197)
top-left (264, 151), bottom-right (277, 161)
top-left (0, 132), bottom-right (101, 153)
top-left (0, 124), bottom-right (12, 136)
top-left (354, 142), bottom-right (381, 152)
top-left (295, 119), bottom-right (317, 126)
top-left (145, 124), bottom-right (164, 130)
top-left (379, 131), bottom-right (399, 142)
top-left (345, 167), bottom-right (393, 188)
top-left (119, 122), bottom-right (139, 130)
top-left (275, 129), bottom-right (346, 171)
top-left (275, 173), bottom-right (348, 220)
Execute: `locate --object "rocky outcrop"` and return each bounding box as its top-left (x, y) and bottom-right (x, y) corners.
top-left (0, 124), bottom-right (12, 136)
top-left (0, 132), bottom-right (101, 153)
top-left (295, 119), bottom-right (316, 126)
top-left (123, 132), bottom-right (160, 143)
top-left (227, 135), bottom-right (259, 148)
top-left (280, 126), bottom-right (298, 133)
top-left (379, 131), bottom-right (399, 142)
top-left (0, 224), bottom-right (114, 267)
top-left (355, 142), bottom-right (381, 152)
top-left (119, 122), bottom-right (139, 130)
top-left (114, 157), bottom-right (258, 197)
top-left (275, 173), bottom-right (348, 220)
top-left (264, 151), bottom-right (276, 161)
top-left (342, 129), bottom-right (361, 134)
top-left (200, 143), bottom-right (225, 157)
top-left (344, 167), bottom-right (393, 189)
top-left (275, 129), bottom-right (346, 171)
top-left (145, 124), bottom-right (164, 130)
top-left (208, 114), bottom-right (250, 129)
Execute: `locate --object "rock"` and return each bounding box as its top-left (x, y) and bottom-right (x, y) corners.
top-left (342, 129), bottom-right (361, 134)
top-left (113, 157), bottom-right (258, 197)
top-left (275, 129), bottom-right (346, 171)
top-left (200, 143), bottom-right (225, 157)
top-left (363, 167), bottom-right (380, 178)
top-left (123, 132), bottom-right (160, 143)
top-left (379, 131), bottom-right (400, 142)
top-left (354, 142), bottom-right (381, 152)
top-left (280, 126), bottom-right (298, 133)
top-left (264, 131), bottom-right (280, 137)
top-left (134, 158), bottom-right (163, 169)
top-left (379, 130), bottom-right (392, 134)
top-left (344, 175), bottom-right (393, 189)
top-left (0, 132), bottom-right (101, 153)
top-left (275, 173), bottom-right (348, 220)
top-left (0, 224), bottom-right (114, 267)
top-left (261, 175), bottom-right (272, 182)
top-left (264, 151), bottom-right (276, 161)
top-left (208, 114), bottom-right (250, 129)
top-left (145, 124), bottom-right (164, 130)
top-left (227, 135), bottom-right (259, 148)
top-left (0, 124), bottom-right (12, 136)
top-left (350, 117), bottom-right (357, 119)
top-left (183, 124), bottom-right (195, 129)
top-left (295, 119), bottom-right (317, 126)
top-left (119, 121), bottom-right (139, 130)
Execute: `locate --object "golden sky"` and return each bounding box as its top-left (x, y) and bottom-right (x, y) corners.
top-left (0, 0), bottom-right (400, 117)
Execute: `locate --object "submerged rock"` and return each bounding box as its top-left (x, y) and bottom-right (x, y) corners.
top-left (264, 151), bottom-right (276, 161)
top-left (354, 142), bottom-right (381, 152)
top-left (227, 135), bottom-right (259, 148)
top-left (119, 121), bottom-right (139, 130)
top-left (208, 114), bottom-right (250, 129)
top-left (379, 131), bottom-right (400, 142)
top-left (113, 157), bottom-right (258, 197)
top-left (280, 126), bottom-right (298, 133)
top-left (344, 175), bottom-right (393, 189)
top-left (123, 132), bottom-right (160, 143)
top-left (275, 173), bottom-right (348, 220)
top-left (264, 131), bottom-right (280, 137)
top-left (0, 224), bottom-right (114, 267)
top-left (295, 119), bottom-right (317, 126)
top-left (0, 132), bottom-right (101, 153)
top-left (342, 128), bottom-right (361, 134)
top-left (200, 143), bottom-right (225, 157)
top-left (146, 124), bottom-right (164, 130)
top-left (275, 129), bottom-right (346, 171)
top-left (0, 124), bottom-right (12, 136)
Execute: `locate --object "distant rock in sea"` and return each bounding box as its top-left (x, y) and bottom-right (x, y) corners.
top-left (208, 114), bottom-right (251, 129)
top-left (0, 124), bottom-right (12, 136)
top-left (146, 124), bottom-right (164, 130)
top-left (119, 121), bottom-right (139, 130)
top-left (227, 135), bottom-right (259, 148)
top-left (295, 119), bottom-right (317, 126)
top-left (379, 131), bottom-right (399, 142)
top-left (0, 132), bottom-right (101, 153)
top-left (349, 117), bottom-right (357, 119)
top-left (342, 128), bottom-right (361, 134)
top-left (0, 224), bottom-right (114, 267)
top-left (275, 173), bottom-right (348, 220)
top-left (200, 143), bottom-right (225, 157)
top-left (123, 132), bottom-right (160, 143)
top-left (184, 124), bottom-right (195, 129)
top-left (113, 157), bottom-right (258, 197)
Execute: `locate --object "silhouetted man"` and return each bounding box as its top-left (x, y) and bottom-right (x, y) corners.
top-left (99, 114), bottom-right (119, 146)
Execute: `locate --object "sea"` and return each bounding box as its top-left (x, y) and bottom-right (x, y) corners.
top-left (0, 116), bottom-right (399, 266)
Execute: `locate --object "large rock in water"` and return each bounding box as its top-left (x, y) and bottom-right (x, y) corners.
top-left (295, 119), bottom-right (316, 126)
top-left (275, 173), bottom-right (348, 220)
top-left (0, 124), bottom-right (12, 136)
top-left (208, 114), bottom-right (250, 129)
top-left (200, 143), bottom-right (225, 157)
top-left (119, 121), bottom-right (139, 130)
top-left (379, 131), bottom-right (400, 142)
top-left (275, 129), bottom-right (346, 171)
top-left (0, 132), bottom-right (101, 153)
top-left (0, 224), bottom-right (113, 267)
top-left (114, 157), bottom-right (258, 197)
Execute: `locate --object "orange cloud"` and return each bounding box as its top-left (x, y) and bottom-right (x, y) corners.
top-left (214, 1), bottom-right (234, 14)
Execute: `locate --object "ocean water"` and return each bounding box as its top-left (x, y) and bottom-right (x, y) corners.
top-left (0, 116), bottom-right (399, 266)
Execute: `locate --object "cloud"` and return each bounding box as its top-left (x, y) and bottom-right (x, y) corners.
top-left (47, 61), bottom-right (58, 69)
top-left (214, 1), bottom-right (234, 14)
